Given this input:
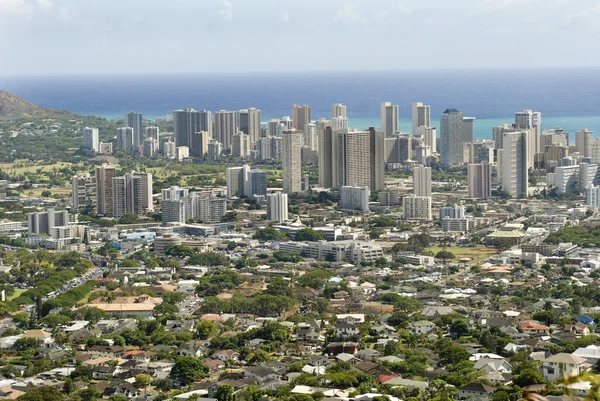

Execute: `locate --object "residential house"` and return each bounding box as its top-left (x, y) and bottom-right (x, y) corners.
top-left (564, 323), bottom-right (591, 337)
top-left (542, 353), bottom-right (589, 382)
top-left (474, 358), bottom-right (512, 374)
top-left (519, 320), bottom-right (550, 335)
top-left (244, 366), bottom-right (280, 383)
top-left (213, 350), bottom-right (240, 362)
top-left (458, 382), bottom-right (496, 399)
top-left (356, 349), bottom-right (381, 362)
top-left (408, 320), bottom-right (437, 335)
top-left (178, 342), bottom-right (205, 357)
top-left (336, 321), bottom-right (360, 337)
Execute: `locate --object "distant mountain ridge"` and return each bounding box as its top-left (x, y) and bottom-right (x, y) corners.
top-left (0, 90), bottom-right (75, 119)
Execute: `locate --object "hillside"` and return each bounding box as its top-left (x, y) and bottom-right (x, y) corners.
top-left (0, 90), bottom-right (75, 119)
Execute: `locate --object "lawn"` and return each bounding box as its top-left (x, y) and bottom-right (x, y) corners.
top-left (7, 289), bottom-right (25, 302)
top-left (425, 246), bottom-right (494, 264)
top-left (0, 161), bottom-right (80, 175)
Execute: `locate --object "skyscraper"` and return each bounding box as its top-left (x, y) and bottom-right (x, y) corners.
top-left (266, 192), bottom-right (288, 223)
top-left (318, 126), bottom-right (334, 189)
top-left (95, 165), bottom-right (116, 215)
top-left (226, 165), bottom-right (250, 198)
top-left (125, 112), bottom-right (143, 148)
top-left (467, 163), bottom-right (492, 200)
top-left (214, 110), bottom-right (238, 150)
top-left (146, 126), bottom-right (159, 142)
top-left (440, 109), bottom-right (465, 167)
top-left (331, 103), bottom-right (347, 119)
top-left (303, 123), bottom-right (317, 151)
top-left (192, 131), bottom-right (210, 157)
top-left (72, 174), bottom-right (96, 210)
top-left (246, 170), bottom-right (267, 197)
top-left (380, 102), bottom-right (399, 137)
top-left (515, 110), bottom-right (542, 153)
top-left (332, 116), bottom-right (348, 130)
top-left (239, 108), bottom-right (261, 145)
top-left (161, 186), bottom-right (190, 224)
top-left (267, 119), bottom-right (283, 137)
top-left (502, 131), bottom-right (529, 197)
top-left (232, 133), bottom-right (250, 158)
top-left (173, 109), bottom-right (211, 152)
top-left (117, 127), bottom-right (134, 151)
top-left (83, 127), bottom-right (99, 153)
top-left (333, 129), bottom-right (371, 189)
top-left (413, 166), bottom-right (432, 197)
top-left (412, 102), bottom-right (431, 135)
top-left (462, 116), bottom-right (475, 144)
top-left (292, 104), bottom-right (311, 131)
top-left (369, 127), bottom-right (385, 191)
top-left (576, 129), bottom-right (594, 157)
top-left (282, 130), bottom-right (303, 194)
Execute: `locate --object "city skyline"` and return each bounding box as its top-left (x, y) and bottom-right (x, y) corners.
top-left (1, 0), bottom-right (600, 75)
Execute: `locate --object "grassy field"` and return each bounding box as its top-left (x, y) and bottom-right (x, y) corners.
top-left (7, 289), bottom-right (25, 302)
top-left (0, 161), bottom-right (80, 175)
top-left (425, 246), bottom-right (493, 264)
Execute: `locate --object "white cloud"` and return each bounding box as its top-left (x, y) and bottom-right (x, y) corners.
top-left (58, 5), bottom-right (78, 23)
top-left (219, 0), bottom-right (233, 21)
top-left (565, 4), bottom-right (600, 23)
top-left (37, 0), bottom-right (53, 11)
top-left (396, 1), bottom-right (412, 15)
top-left (0, 0), bottom-right (34, 18)
top-left (280, 11), bottom-right (289, 24)
top-left (334, 4), bottom-right (361, 24)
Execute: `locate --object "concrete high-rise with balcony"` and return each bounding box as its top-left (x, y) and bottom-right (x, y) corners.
top-left (282, 130), bottom-right (303, 194)
top-left (576, 129), bottom-right (594, 157)
top-left (380, 102), bottom-right (398, 137)
top-left (384, 134), bottom-right (412, 164)
top-left (232, 133), bottom-right (250, 158)
top-left (586, 184), bottom-right (600, 208)
top-left (208, 140), bottom-right (222, 160)
top-left (303, 123), bottom-right (317, 151)
top-left (111, 172), bottom-right (153, 219)
top-left (239, 108), bottom-right (261, 145)
top-left (117, 127), bottom-right (134, 151)
top-left (402, 195), bottom-right (432, 220)
top-left (143, 139), bottom-right (158, 158)
top-left (468, 163), bottom-right (492, 200)
top-left (214, 110), bottom-right (238, 150)
top-left (331, 103), bottom-right (347, 119)
top-left (333, 129), bottom-right (371, 189)
top-left (125, 112), bottom-right (143, 148)
top-left (174, 109), bottom-right (212, 152)
top-left (415, 126), bottom-right (436, 154)
top-left (226, 165), bottom-right (250, 198)
top-left (292, 104), bottom-right (311, 131)
top-left (28, 209), bottom-right (71, 234)
top-left (440, 204), bottom-right (465, 220)
top-left (340, 186), bottom-right (370, 212)
top-left (95, 165), bottom-right (116, 215)
top-left (72, 174), bottom-right (97, 210)
top-left (83, 127), bottom-right (99, 153)
top-left (267, 119), bottom-right (283, 137)
top-left (412, 102), bottom-right (431, 135)
top-left (502, 131), bottom-right (529, 197)
top-left (413, 166), bottom-right (432, 197)
top-left (332, 116), bottom-right (348, 130)
top-left (440, 109), bottom-right (466, 167)
top-left (266, 192), bottom-right (288, 223)
top-left (161, 186), bottom-right (190, 224)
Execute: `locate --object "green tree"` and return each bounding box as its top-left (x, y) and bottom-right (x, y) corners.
top-left (170, 356), bottom-right (208, 386)
top-left (16, 386), bottom-right (65, 401)
top-left (439, 345), bottom-right (470, 366)
top-left (135, 373), bottom-right (152, 397)
top-left (295, 228), bottom-right (326, 242)
top-left (216, 384), bottom-right (235, 401)
top-left (449, 320), bottom-right (470, 338)
top-left (118, 213), bottom-right (140, 224)
top-left (195, 320), bottom-right (218, 340)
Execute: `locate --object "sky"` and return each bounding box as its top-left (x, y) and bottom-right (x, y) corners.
top-left (1, 0), bottom-right (599, 75)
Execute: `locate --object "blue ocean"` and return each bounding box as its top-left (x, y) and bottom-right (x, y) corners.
top-left (1, 68), bottom-right (600, 140)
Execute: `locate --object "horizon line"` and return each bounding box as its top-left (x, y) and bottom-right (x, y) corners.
top-left (2, 65), bottom-right (600, 78)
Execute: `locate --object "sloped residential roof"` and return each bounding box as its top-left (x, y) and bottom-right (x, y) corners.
top-left (544, 353), bottom-right (587, 365)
